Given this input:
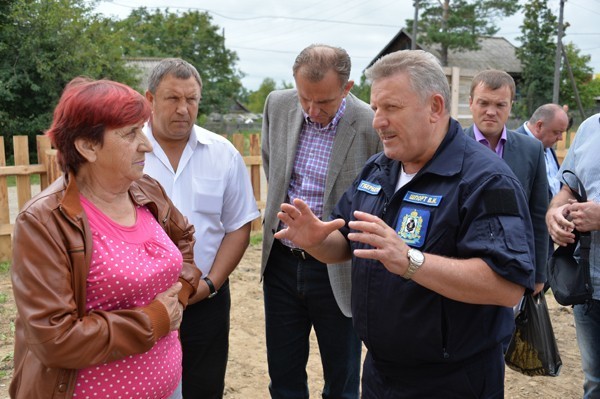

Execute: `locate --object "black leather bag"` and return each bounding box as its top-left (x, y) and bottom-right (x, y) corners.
top-left (548, 170), bottom-right (594, 306)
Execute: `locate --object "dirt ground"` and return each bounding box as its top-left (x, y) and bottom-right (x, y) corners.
top-left (0, 242), bottom-right (585, 398)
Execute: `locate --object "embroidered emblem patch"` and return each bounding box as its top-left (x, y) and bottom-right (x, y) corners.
top-left (396, 207), bottom-right (430, 248)
top-left (403, 191), bottom-right (443, 207)
top-left (357, 180), bottom-right (382, 195)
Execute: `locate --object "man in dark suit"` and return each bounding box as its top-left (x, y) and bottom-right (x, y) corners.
top-left (515, 103), bottom-right (569, 200)
top-left (261, 44), bottom-right (381, 398)
top-left (465, 69), bottom-right (548, 295)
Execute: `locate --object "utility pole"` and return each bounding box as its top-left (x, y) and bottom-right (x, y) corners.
top-left (552, 0), bottom-right (565, 103)
top-left (411, 0), bottom-right (419, 50)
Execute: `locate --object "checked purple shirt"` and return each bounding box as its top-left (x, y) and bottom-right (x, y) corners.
top-left (279, 98), bottom-right (347, 249)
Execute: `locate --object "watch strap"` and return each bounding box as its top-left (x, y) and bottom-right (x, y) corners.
top-left (203, 277), bottom-right (218, 298)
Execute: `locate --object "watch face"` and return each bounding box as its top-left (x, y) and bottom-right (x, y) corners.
top-left (409, 249), bottom-right (424, 264)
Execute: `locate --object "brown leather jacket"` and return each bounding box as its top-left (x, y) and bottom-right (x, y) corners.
top-left (10, 173), bottom-right (201, 398)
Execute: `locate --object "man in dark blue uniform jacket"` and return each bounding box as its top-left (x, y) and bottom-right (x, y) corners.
top-left (274, 49), bottom-right (535, 398)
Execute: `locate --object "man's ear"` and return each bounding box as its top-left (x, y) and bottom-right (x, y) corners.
top-left (145, 90), bottom-right (154, 104)
top-left (535, 120), bottom-right (544, 133)
top-left (74, 137), bottom-right (98, 163)
top-left (429, 94), bottom-right (445, 123)
top-left (342, 80), bottom-right (354, 97)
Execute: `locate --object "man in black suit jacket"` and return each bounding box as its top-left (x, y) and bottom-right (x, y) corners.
top-left (465, 69), bottom-right (548, 295)
top-left (515, 103), bottom-right (569, 201)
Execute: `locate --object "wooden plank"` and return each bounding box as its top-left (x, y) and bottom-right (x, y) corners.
top-left (243, 156), bottom-right (262, 166)
top-left (37, 135), bottom-right (51, 189)
top-left (0, 137), bottom-right (8, 225)
top-left (0, 238), bottom-right (11, 263)
top-left (249, 134), bottom-right (262, 231)
top-left (14, 136), bottom-right (32, 211)
top-left (46, 149), bottom-right (61, 183)
top-left (0, 164), bottom-right (47, 176)
top-left (232, 133), bottom-right (245, 154)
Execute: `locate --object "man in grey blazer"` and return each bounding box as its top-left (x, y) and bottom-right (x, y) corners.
top-left (516, 104), bottom-right (569, 265)
top-left (261, 44), bottom-right (381, 398)
top-left (465, 69), bottom-right (548, 296)
top-left (515, 103), bottom-right (569, 201)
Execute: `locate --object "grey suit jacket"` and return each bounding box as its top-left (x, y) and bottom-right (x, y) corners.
top-left (514, 124), bottom-right (560, 201)
top-left (261, 90), bottom-right (381, 316)
top-left (464, 125), bottom-right (549, 283)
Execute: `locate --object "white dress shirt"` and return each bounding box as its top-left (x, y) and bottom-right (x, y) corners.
top-left (143, 123), bottom-right (260, 276)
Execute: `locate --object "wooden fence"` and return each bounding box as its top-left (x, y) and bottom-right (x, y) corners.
top-left (0, 133), bottom-right (264, 263)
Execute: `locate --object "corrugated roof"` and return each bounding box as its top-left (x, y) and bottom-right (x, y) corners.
top-left (367, 29), bottom-right (521, 73)
top-left (428, 37), bottom-right (522, 73)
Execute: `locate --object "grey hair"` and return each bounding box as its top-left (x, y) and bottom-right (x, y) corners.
top-left (147, 58), bottom-right (203, 94)
top-left (292, 44), bottom-right (351, 88)
top-left (529, 103), bottom-right (565, 125)
top-left (365, 50), bottom-right (450, 111)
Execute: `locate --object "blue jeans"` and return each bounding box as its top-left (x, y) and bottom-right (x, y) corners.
top-left (166, 381), bottom-right (182, 399)
top-left (574, 299), bottom-right (600, 398)
top-left (263, 240), bottom-right (361, 399)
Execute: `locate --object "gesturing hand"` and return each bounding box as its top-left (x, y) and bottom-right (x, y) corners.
top-left (348, 210), bottom-right (410, 276)
top-left (274, 198), bottom-right (345, 250)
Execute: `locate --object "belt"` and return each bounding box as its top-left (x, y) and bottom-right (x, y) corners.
top-left (275, 239), bottom-right (317, 261)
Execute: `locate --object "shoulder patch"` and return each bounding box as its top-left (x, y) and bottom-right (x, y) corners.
top-left (483, 189), bottom-right (519, 216)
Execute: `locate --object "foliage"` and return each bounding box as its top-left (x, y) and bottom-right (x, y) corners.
top-left (351, 75), bottom-right (371, 104)
top-left (0, 263), bottom-right (9, 275)
top-left (244, 78), bottom-right (293, 113)
top-left (0, 0), bottom-right (138, 162)
top-left (249, 231), bottom-right (263, 247)
top-left (112, 8), bottom-right (243, 115)
top-left (515, 0), bottom-right (557, 118)
top-left (246, 78), bottom-right (277, 113)
top-left (406, 0), bottom-right (519, 66)
top-left (560, 43), bottom-right (599, 112)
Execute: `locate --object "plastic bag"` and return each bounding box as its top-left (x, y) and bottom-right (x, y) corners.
top-left (504, 293), bottom-right (562, 377)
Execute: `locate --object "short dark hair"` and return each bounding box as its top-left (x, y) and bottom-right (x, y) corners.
top-left (46, 77), bottom-right (151, 174)
top-left (470, 69), bottom-right (515, 100)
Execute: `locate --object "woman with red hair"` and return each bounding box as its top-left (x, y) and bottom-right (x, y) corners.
top-left (10, 77), bottom-right (201, 399)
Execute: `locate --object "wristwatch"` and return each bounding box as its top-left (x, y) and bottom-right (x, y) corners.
top-left (403, 248), bottom-right (425, 280)
top-left (204, 277), bottom-right (218, 299)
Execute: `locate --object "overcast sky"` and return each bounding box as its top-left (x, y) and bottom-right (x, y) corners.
top-left (94, 0), bottom-right (600, 91)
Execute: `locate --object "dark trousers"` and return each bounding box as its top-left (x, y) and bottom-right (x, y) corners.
top-left (362, 345), bottom-right (505, 398)
top-left (180, 280), bottom-right (230, 399)
top-left (263, 240), bottom-right (361, 399)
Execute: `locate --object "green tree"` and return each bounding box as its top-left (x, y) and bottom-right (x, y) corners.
top-left (351, 75), bottom-right (371, 104)
top-left (0, 0), bottom-right (137, 160)
top-left (559, 43), bottom-right (599, 113)
top-left (244, 78), bottom-right (293, 113)
top-left (406, 0), bottom-right (519, 66)
top-left (113, 8), bottom-right (243, 115)
top-left (515, 0), bottom-right (557, 117)
top-left (246, 78), bottom-right (277, 113)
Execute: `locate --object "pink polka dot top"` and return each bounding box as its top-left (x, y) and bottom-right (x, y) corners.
top-left (73, 196), bottom-right (183, 399)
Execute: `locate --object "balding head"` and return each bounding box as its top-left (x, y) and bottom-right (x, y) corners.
top-left (527, 104), bottom-right (569, 148)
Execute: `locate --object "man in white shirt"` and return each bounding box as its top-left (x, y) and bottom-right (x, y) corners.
top-left (143, 58), bottom-right (260, 399)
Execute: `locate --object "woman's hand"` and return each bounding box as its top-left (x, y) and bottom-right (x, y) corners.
top-left (155, 282), bottom-right (183, 331)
